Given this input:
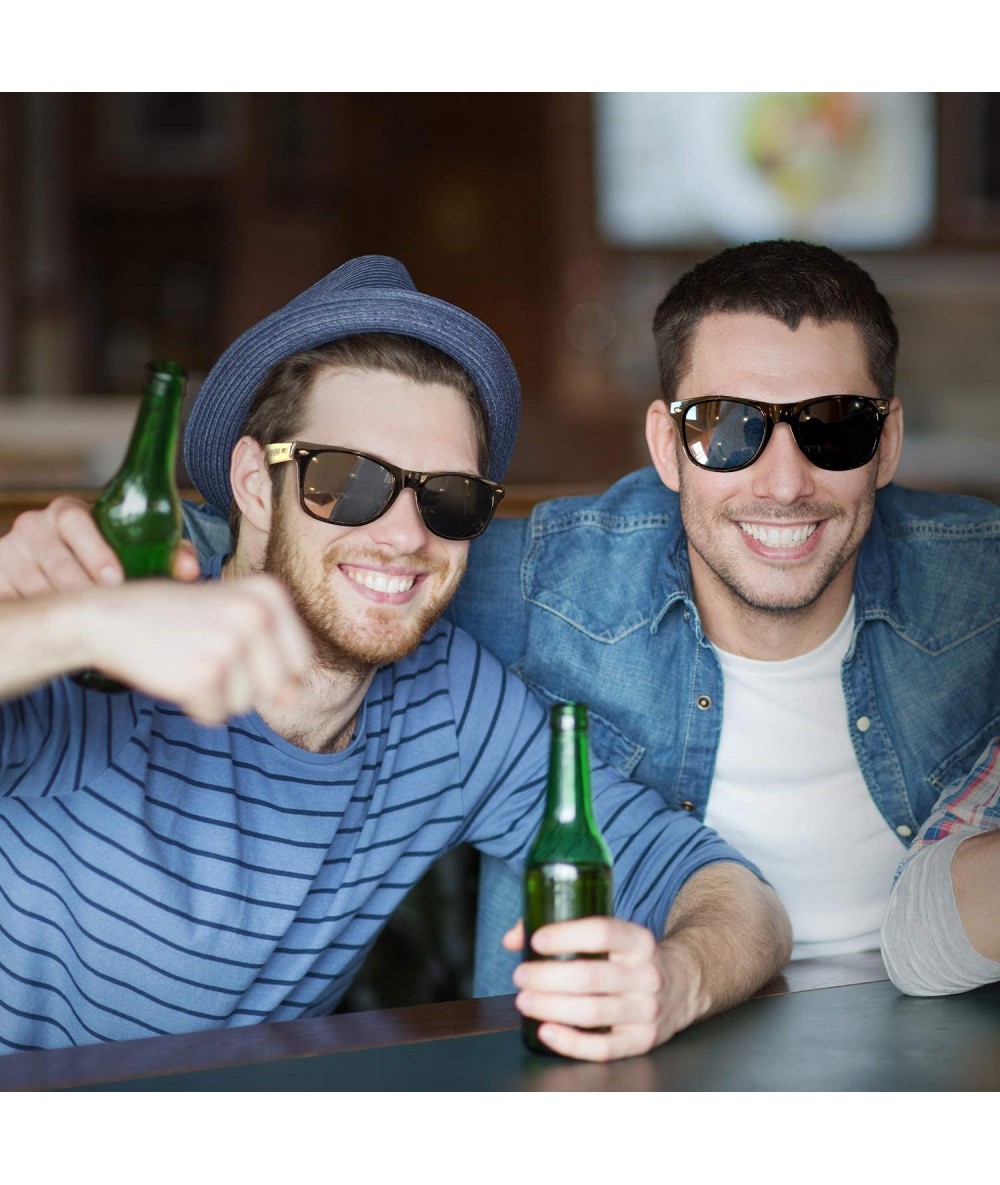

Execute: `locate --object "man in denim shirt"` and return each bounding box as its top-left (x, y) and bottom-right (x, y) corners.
top-left (19, 241), bottom-right (996, 997)
top-left (454, 241), bottom-right (999, 992)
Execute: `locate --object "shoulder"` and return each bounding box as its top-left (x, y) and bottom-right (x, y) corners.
top-left (388, 619), bottom-right (523, 705)
top-left (874, 483), bottom-right (1000, 540)
top-left (528, 467), bottom-right (680, 534)
top-left (522, 469), bottom-right (686, 635)
top-left (1, 681), bottom-right (148, 798)
top-left (858, 484), bottom-right (1000, 645)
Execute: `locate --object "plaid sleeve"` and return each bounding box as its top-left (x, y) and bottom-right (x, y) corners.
top-left (893, 737), bottom-right (1000, 884)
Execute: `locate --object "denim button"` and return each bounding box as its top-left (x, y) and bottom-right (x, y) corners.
top-left (896, 824), bottom-right (913, 838)
top-left (680, 800), bottom-right (695, 811)
top-left (856, 715), bottom-right (871, 732)
top-left (696, 695), bottom-right (712, 710)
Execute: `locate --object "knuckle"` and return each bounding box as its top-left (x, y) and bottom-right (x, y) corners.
top-left (49, 557), bottom-right (88, 589)
top-left (577, 999), bottom-right (605, 1029)
top-left (8, 509), bottom-right (44, 543)
top-left (635, 925), bottom-right (656, 957)
top-left (636, 993), bottom-right (659, 1024)
top-left (636, 1024), bottom-right (657, 1054)
top-left (245, 597), bottom-right (274, 633)
top-left (189, 653), bottom-right (232, 693)
top-left (209, 632), bottom-right (244, 665)
top-left (576, 961), bottom-right (606, 993)
top-left (50, 495), bottom-right (88, 523)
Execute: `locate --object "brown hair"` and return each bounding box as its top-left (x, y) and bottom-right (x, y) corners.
top-left (229, 333), bottom-right (489, 541)
top-left (652, 240), bottom-right (899, 402)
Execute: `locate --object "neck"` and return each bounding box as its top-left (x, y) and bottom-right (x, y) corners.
top-left (222, 545), bottom-right (376, 754)
top-left (690, 555), bottom-right (857, 661)
top-left (256, 667), bottom-right (373, 754)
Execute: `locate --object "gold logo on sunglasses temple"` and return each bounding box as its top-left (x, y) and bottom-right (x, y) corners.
top-left (265, 442), bottom-right (505, 541)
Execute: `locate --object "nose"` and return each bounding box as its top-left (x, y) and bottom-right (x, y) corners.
top-left (750, 423), bottom-right (817, 505)
top-left (368, 487), bottom-right (433, 553)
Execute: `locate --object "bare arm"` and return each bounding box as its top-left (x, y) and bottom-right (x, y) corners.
top-left (952, 829), bottom-right (1000, 961)
top-left (509, 861), bottom-right (791, 1061)
top-left (0, 578), bottom-right (311, 725)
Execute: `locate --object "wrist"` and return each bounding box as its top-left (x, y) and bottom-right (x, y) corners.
top-left (657, 931), bottom-right (713, 1034)
top-left (51, 585), bottom-right (117, 674)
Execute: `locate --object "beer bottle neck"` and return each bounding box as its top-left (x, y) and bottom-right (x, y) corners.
top-left (116, 372), bottom-right (185, 484)
top-left (544, 723), bottom-right (594, 826)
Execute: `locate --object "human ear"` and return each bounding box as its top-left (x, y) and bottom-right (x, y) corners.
top-left (230, 437), bottom-right (273, 533)
top-left (645, 400), bottom-right (682, 493)
top-left (875, 397), bottom-right (904, 489)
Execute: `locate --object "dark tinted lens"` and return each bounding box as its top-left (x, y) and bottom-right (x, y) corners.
top-left (794, 398), bottom-right (883, 471)
top-left (302, 452), bottom-right (395, 524)
top-left (684, 400), bottom-right (768, 470)
top-left (417, 475), bottom-right (496, 540)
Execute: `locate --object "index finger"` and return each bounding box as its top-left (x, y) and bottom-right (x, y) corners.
top-left (45, 497), bottom-right (123, 586)
top-left (528, 916), bottom-right (650, 959)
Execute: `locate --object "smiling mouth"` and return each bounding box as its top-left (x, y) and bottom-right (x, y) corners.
top-left (739, 522), bottom-right (818, 549)
top-left (342, 565), bottom-right (417, 594)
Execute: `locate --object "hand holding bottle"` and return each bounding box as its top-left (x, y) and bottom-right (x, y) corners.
top-left (508, 912), bottom-right (676, 1061)
top-left (0, 493), bottom-right (200, 600)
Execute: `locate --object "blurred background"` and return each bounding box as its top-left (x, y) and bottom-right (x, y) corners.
top-left (0, 91), bottom-right (997, 504)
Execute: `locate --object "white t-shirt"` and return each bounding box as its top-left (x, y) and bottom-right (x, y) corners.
top-left (704, 599), bottom-right (906, 959)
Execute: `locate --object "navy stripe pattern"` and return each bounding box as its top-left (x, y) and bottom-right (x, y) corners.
top-left (0, 620), bottom-right (750, 1053)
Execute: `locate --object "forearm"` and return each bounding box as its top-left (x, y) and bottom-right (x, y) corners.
top-left (0, 577), bottom-right (311, 725)
top-left (0, 590), bottom-right (99, 699)
top-left (656, 861), bottom-right (792, 1035)
top-left (951, 829), bottom-right (1000, 960)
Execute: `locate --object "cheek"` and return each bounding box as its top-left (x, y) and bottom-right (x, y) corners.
top-left (677, 464), bottom-right (742, 511)
top-left (439, 540), bottom-right (469, 580)
top-left (831, 469), bottom-right (878, 516)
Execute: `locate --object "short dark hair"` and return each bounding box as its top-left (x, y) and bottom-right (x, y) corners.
top-left (228, 332), bottom-right (489, 542)
top-left (652, 240), bottom-right (899, 402)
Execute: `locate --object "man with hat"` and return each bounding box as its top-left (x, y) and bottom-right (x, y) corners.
top-left (0, 256), bottom-right (790, 1058)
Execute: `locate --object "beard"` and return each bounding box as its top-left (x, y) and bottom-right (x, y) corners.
top-left (263, 506), bottom-right (465, 678)
top-left (677, 471), bottom-right (878, 619)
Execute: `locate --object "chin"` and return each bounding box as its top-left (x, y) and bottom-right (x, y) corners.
top-left (307, 603), bottom-right (448, 675)
top-left (728, 562), bottom-right (850, 616)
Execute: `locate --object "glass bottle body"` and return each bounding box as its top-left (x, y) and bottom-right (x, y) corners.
top-left (521, 702), bottom-right (614, 1055)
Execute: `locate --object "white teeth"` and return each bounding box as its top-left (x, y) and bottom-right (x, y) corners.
top-left (344, 567), bottom-right (415, 594)
top-left (739, 522), bottom-right (817, 549)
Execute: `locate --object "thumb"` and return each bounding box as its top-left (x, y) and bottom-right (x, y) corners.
top-left (502, 918), bottom-right (525, 952)
top-left (171, 540), bottom-right (202, 582)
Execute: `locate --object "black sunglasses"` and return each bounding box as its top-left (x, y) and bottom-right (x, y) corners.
top-left (668, 395), bottom-right (892, 473)
top-left (265, 443), bottom-right (505, 541)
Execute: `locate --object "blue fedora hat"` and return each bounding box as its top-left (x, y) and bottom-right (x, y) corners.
top-left (183, 255), bottom-right (521, 517)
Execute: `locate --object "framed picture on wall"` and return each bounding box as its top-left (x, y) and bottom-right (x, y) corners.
top-left (594, 92), bottom-right (937, 250)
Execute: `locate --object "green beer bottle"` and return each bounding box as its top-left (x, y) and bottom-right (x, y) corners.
top-left (522, 701), bottom-right (614, 1055)
top-left (75, 360), bottom-right (187, 692)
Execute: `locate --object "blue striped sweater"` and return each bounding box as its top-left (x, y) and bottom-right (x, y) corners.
top-left (0, 618), bottom-right (751, 1053)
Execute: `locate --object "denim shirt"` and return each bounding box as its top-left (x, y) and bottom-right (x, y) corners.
top-left (448, 470), bottom-right (1000, 836)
